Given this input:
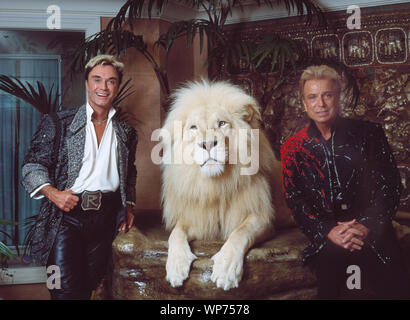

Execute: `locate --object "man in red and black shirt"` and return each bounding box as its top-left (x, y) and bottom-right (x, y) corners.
top-left (281, 65), bottom-right (409, 299)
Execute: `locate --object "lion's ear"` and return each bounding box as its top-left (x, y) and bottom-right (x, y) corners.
top-left (242, 104), bottom-right (261, 123)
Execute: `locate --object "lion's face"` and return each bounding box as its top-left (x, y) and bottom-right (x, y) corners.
top-left (183, 107), bottom-right (232, 177)
top-left (162, 80), bottom-right (262, 178)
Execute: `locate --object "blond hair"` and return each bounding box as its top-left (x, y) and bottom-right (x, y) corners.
top-left (85, 54), bottom-right (124, 84)
top-left (299, 65), bottom-right (342, 99)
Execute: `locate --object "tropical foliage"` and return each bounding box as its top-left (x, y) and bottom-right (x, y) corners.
top-left (0, 219), bottom-right (18, 268)
top-left (69, 0), bottom-right (338, 112)
top-left (0, 75), bottom-right (59, 114)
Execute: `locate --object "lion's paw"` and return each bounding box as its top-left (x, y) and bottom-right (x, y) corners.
top-left (166, 248), bottom-right (197, 288)
top-left (211, 246), bottom-right (244, 291)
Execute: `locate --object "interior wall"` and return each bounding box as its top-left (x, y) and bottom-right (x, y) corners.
top-left (165, 20), bottom-right (209, 90)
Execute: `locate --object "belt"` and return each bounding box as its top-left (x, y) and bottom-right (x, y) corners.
top-left (76, 190), bottom-right (119, 212)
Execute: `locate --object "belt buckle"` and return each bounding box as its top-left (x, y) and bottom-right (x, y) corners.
top-left (81, 191), bottom-right (102, 211)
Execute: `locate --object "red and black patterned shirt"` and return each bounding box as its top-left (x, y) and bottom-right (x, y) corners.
top-left (281, 117), bottom-right (402, 264)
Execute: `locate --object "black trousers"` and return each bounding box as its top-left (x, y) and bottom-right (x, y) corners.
top-left (46, 191), bottom-right (120, 300)
top-left (312, 237), bottom-right (410, 300)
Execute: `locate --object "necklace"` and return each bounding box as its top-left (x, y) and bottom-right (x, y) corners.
top-left (91, 116), bottom-right (108, 125)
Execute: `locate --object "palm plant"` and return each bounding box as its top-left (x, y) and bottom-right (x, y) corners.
top-left (0, 76), bottom-right (58, 265)
top-left (92, 0), bottom-right (360, 158)
top-left (69, 0), bottom-right (342, 113)
top-left (0, 75), bottom-right (59, 114)
top-left (0, 219), bottom-right (18, 268)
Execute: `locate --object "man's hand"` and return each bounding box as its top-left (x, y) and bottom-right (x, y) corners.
top-left (327, 219), bottom-right (368, 252)
top-left (41, 186), bottom-right (79, 212)
top-left (338, 220), bottom-right (369, 251)
top-left (118, 205), bottom-right (134, 232)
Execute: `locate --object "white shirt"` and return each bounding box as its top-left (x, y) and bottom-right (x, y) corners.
top-left (31, 103), bottom-right (120, 198)
top-left (70, 103), bottom-right (119, 193)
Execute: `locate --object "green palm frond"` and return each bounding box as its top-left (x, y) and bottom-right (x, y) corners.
top-left (107, 0), bottom-right (325, 31)
top-left (0, 241), bottom-right (14, 259)
top-left (0, 75), bottom-right (59, 114)
top-left (253, 34), bottom-right (303, 76)
top-left (72, 28), bottom-right (173, 96)
top-left (112, 79), bottom-right (140, 128)
top-left (209, 34), bottom-right (303, 77)
top-left (22, 215), bottom-right (37, 257)
top-left (107, 0), bottom-right (169, 30)
top-left (70, 0), bottom-right (327, 111)
top-left (0, 230), bottom-right (16, 244)
top-left (106, 0), bottom-right (212, 30)
top-left (208, 0), bottom-right (325, 26)
top-left (269, 0), bottom-right (326, 26)
top-left (0, 219), bottom-right (18, 259)
top-left (208, 38), bottom-right (256, 73)
top-left (155, 19), bottom-right (224, 53)
top-left (113, 78), bottom-right (136, 108)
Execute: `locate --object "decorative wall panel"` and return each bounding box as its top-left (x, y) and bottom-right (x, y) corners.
top-left (312, 34), bottom-right (341, 61)
top-left (343, 31), bottom-right (374, 66)
top-left (375, 28), bottom-right (407, 64)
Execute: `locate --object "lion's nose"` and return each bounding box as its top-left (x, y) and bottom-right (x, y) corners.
top-left (200, 141), bottom-right (218, 151)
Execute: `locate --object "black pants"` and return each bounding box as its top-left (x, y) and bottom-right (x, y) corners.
top-left (312, 238), bottom-right (410, 300)
top-left (46, 191), bottom-right (120, 300)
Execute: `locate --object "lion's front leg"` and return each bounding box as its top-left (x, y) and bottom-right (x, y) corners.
top-left (211, 214), bottom-right (273, 291)
top-left (211, 241), bottom-right (245, 291)
top-left (166, 221), bottom-right (197, 288)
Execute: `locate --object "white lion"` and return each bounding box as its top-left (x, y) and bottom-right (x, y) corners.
top-left (160, 80), bottom-right (292, 291)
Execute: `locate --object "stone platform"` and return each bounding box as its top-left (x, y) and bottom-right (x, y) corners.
top-left (99, 211), bottom-right (410, 300)
top-left (98, 212), bottom-right (410, 300)
top-left (107, 211), bottom-right (317, 300)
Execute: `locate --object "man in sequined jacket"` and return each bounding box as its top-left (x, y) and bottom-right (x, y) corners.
top-left (22, 55), bottom-right (138, 299)
top-left (281, 65), bottom-right (409, 299)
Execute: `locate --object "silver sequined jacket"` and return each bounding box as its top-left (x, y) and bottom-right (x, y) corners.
top-left (281, 117), bottom-right (402, 264)
top-left (21, 105), bottom-right (138, 265)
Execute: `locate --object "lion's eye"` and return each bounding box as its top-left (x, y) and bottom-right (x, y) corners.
top-left (190, 125), bottom-right (198, 130)
top-left (218, 121), bottom-right (228, 128)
